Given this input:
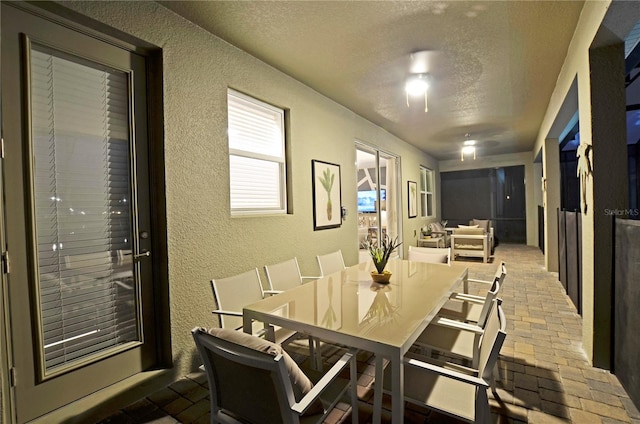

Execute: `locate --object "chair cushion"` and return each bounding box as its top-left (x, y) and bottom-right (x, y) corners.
top-left (430, 222), bottom-right (444, 232)
top-left (455, 243), bottom-right (483, 250)
top-left (206, 328), bottom-right (324, 414)
top-left (471, 219), bottom-right (490, 232)
top-left (453, 227), bottom-right (485, 236)
top-left (458, 224), bottom-right (479, 229)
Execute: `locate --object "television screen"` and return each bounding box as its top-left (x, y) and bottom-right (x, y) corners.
top-left (357, 189), bottom-right (386, 213)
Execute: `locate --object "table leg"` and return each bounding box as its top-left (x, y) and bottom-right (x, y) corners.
top-left (350, 350), bottom-right (359, 424)
top-left (372, 355), bottom-right (384, 424)
top-left (242, 312), bottom-right (253, 334)
top-left (391, 353), bottom-right (404, 423)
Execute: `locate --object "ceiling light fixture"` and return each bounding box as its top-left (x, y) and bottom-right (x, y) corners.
top-left (461, 133), bottom-right (477, 161)
top-left (461, 145), bottom-right (476, 161)
top-left (405, 73), bottom-right (431, 112)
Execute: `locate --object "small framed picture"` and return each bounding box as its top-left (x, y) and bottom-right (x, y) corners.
top-left (408, 180), bottom-right (417, 218)
top-left (312, 160), bottom-right (342, 230)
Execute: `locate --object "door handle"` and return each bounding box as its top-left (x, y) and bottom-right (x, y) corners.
top-left (134, 251), bottom-right (151, 260)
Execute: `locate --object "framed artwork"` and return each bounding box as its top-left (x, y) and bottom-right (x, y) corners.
top-left (312, 160), bottom-right (342, 230)
top-left (408, 180), bottom-right (417, 218)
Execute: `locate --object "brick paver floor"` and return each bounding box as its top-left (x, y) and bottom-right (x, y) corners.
top-left (99, 243), bottom-right (640, 423)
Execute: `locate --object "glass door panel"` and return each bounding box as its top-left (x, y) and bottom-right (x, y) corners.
top-left (30, 46), bottom-right (140, 375)
top-left (356, 144), bottom-right (400, 261)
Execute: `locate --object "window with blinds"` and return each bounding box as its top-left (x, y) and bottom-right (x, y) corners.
top-left (228, 89), bottom-right (287, 214)
top-left (30, 45), bottom-right (139, 373)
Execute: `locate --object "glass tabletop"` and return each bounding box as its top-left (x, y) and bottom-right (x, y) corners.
top-left (244, 259), bottom-right (468, 349)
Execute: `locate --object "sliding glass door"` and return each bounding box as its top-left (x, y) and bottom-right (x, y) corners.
top-left (355, 143), bottom-right (401, 261)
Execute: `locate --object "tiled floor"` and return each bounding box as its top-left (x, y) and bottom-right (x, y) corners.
top-left (100, 244), bottom-right (640, 423)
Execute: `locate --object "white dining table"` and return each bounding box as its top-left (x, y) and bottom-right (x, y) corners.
top-left (243, 258), bottom-right (468, 423)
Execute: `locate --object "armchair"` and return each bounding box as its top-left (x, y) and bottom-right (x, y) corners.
top-left (469, 219), bottom-right (494, 252)
top-left (427, 221), bottom-right (450, 247)
top-left (451, 227), bottom-right (490, 263)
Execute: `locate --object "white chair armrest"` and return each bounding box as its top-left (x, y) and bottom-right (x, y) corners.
top-left (292, 350), bottom-right (355, 414)
top-left (467, 277), bottom-right (493, 285)
top-left (405, 351), bottom-right (479, 376)
top-left (212, 309), bottom-right (243, 317)
top-left (404, 357), bottom-right (489, 388)
top-left (449, 292), bottom-right (485, 304)
top-left (263, 290), bottom-right (282, 296)
top-left (432, 317), bottom-right (484, 334)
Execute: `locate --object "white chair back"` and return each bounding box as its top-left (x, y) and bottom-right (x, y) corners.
top-left (475, 278), bottom-right (501, 327)
top-left (316, 250), bottom-right (346, 276)
top-left (265, 258), bottom-right (304, 292)
top-left (477, 298), bottom-right (506, 382)
top-left (211, 268), bottom-right (264, 330)
top-left (495, 261), bottom-right (507, 285)
top-left (408, 246), bottom-right (451, 264)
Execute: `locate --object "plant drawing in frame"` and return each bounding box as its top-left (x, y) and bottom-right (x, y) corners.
top-left (312, 160), bottom-right (342, 230)
top-left (408, 180), bottom-right (417, 218)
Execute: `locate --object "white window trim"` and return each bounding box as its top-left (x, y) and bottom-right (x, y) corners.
top-left (228, 89), bottom-right (287, 215)
top-left (420, 166), bottom-right (435, 218)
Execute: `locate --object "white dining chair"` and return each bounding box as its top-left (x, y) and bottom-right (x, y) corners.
top-left (210, 268), bottom-right (295, 344)
top-left (265, 257), bottom-right (320, 292)
top-left (316, 250), bottom-right (346, 276)
top-left (413, 298), bottom-right (504, 392)
top-left (407, 246), bottom-right (451, 264)
top-left (386, 299), bottom-right (506, 423)
top-left (446, 260), bottom-right (506, 301)
top-left (467, 260), bottom-right (507, 289)
top-left (438, 276), bottom-right (502, 325)
top-left (264, 257), bottom-right (325, 367)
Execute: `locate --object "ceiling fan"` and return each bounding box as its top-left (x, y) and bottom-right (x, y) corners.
top-left (405, 50), bottom-right (438, 112)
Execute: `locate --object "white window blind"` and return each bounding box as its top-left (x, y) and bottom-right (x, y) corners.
top-left (228, 89), bottom-right (286, 214)
top-left (31, 46), bottom-right (139, 373)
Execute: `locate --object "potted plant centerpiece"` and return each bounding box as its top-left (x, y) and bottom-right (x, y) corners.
top-left (367, 234), bottom-right (402, 283)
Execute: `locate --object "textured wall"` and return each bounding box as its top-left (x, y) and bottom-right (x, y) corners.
top-left (58, 1), bottom-right (437, 377)
top-left (531, 1), bottom-right (611, 365)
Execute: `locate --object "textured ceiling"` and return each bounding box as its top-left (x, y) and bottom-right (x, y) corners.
top-left (160, 0), bottom-right (585, 160)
